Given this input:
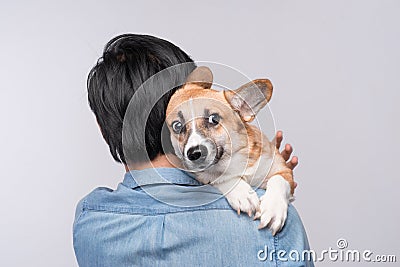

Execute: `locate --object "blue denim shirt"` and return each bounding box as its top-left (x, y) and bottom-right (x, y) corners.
top-left (73, 168), bottom-right (314, 267)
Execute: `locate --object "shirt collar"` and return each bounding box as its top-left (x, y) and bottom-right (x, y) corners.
top-left (122, 167), bottom-right (203, 189)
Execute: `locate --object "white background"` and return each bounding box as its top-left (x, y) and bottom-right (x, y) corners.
top-left (1, 1), bottom-right (399, 266)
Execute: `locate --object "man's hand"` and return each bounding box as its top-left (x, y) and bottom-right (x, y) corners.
top-left (274, 130), bottom-right (298, 189)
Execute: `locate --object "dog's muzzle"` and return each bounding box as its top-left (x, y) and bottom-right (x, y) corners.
top-left (186, 145), bottom-right (208, 163)
top-left (182, 137), bottom-right (221, 171)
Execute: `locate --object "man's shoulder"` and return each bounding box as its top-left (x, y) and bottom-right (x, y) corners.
top-left (72, 169), bottom-right (312, 266)
top-left (73, 185), bottom-right (312, 267)
top-left (73, 182), bottom-right (236, 218)
top-left (72, 182), bottom-right (302, 234)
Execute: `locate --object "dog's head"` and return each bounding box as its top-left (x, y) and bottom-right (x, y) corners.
top-left (165, 66), bottom-right (273, 172)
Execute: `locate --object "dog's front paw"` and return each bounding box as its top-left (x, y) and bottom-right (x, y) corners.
top-left (255, 192), bottom-right (289, 235)
top-left (225, 180), bottom-right (260, 217)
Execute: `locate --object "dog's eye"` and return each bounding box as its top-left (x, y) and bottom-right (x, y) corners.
top-left (208, 113), bottom-right (220, 125)
top-left (172, 121), bottom-right (183, 133)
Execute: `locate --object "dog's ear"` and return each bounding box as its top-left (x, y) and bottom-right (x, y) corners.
top-left (224, 79), bottom-right (273, 122)
top-left (183, 66), bottom-right (213, 89)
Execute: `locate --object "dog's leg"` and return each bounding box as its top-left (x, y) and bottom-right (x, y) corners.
top-left (255, 175), bottom-right (291, 235)
top-left (213, 178), bottom-right (260, 216)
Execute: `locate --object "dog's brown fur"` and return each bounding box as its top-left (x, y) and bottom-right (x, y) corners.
top-left (167, 82), bottom-right (295, 194)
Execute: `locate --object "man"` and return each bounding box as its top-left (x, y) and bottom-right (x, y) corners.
top-left (73, 34), bottom-right (313, 266)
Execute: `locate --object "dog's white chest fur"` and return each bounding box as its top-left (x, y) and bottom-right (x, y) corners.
top-left (195, 138), bottom-right (291, 236)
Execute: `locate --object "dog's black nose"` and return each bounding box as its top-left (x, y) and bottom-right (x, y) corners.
top-left (186, 145), bottom-right (208, 162)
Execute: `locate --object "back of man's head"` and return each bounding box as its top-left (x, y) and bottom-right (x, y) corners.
top-left (87, 34), bottom-right (195, 164)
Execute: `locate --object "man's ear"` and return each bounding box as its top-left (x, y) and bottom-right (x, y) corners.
top-left (183, 66), bottom-right (213, 89)
top-left (224, 79), bottom-right (273, 122)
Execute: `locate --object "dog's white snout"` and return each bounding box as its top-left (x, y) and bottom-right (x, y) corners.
top-left (184, 131), bottom-right (203, 157)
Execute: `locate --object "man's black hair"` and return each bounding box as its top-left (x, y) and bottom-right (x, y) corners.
top-left (87, 34), bottom-right (195, 164)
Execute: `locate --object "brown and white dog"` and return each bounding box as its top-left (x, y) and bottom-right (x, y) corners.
top-left (165, 67), bottom-right (295, 235)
